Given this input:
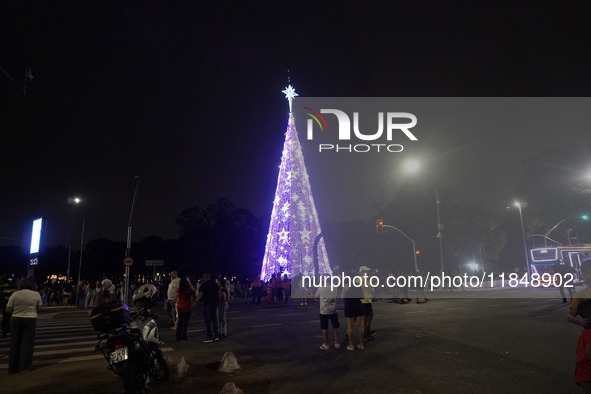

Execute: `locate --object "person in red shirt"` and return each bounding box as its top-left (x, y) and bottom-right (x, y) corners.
top-left (271, 274), bottom-right (281, 302)
top-left (175, 278), bottom-right (195, 341)
top-left (576, 299), bottom-right (591, 392)
top-left (251, 275), bottom-right (262, 305)
top-left (282, 275), bottom-right (290, 303)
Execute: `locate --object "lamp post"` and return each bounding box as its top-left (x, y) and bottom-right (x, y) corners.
top-left (434, 185), bottom-right (444, 273)
top-left (403, 160), bottom-right (445, 272)
top-left (514, 201), bottom-right (531, 276)
top-left (67, 196), bottom-right (85, 284)
top-left (123, 176), bottom-right (141, 304)
top-left (569, 169), bottom-right (591, 244)
top-left (570, 196), bottom-right (580, 243)
top-left (78, 218), bottom-right (85, 284)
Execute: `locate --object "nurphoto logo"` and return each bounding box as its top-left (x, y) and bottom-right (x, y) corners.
top-left (303, 107), bottom-right (418, 153)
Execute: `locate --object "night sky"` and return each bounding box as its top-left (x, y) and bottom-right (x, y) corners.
top-left (2, 1), bottom-right (591, 249)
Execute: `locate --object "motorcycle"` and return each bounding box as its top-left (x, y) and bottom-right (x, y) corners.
top-left (91, 284), bottom-right (169, 394)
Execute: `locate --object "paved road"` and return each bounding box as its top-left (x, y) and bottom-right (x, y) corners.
top-left (0, 286), bottom-right (584, 393)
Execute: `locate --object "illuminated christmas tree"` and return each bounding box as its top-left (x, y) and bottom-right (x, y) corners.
top-left (260, 85), bottom-right (331, 281)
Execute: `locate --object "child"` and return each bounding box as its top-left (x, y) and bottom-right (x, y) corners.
top-left (576, 299), bottom-right (591, 392)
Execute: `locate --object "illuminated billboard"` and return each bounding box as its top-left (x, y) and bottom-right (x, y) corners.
top-left (29, 217), bottom-right (45, 254)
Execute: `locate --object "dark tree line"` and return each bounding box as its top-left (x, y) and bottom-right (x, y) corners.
top-left (175, 198), bottom-right (266, 277)
top-left (0, 198), bottom-right (267, 281)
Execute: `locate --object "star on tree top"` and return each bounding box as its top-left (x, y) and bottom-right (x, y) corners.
top-left (282, 85), bottom-right (298, 113)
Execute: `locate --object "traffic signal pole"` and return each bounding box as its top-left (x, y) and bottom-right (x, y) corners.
top-left (378, 220), bottom-right (419, 272)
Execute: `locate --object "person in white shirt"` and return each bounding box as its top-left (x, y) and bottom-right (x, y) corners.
top-left (317, 284), bottom-right (341, 350)
top-left (165, 270), bottom-right (180, 328)
top-left (6, 277), bottom-right (42, 374)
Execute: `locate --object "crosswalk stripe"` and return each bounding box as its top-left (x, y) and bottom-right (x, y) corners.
top-left (35, 341), bottom-right (97, 349)
top-left (1, 335), bottom-right (95, 345)
top-left (36, 323), bottom-right (91, 328)
top-left (36, 325), bottom-right (95, 331)
top-left (34, 346), bottom-right (95, 357)
top-left (0, 319), bottom-right (174, 370)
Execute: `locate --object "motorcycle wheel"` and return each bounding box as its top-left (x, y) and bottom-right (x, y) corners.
top-left (123, 362), bottom-right (148, 394)
top-left (150, 352), bottom-right (170, 383)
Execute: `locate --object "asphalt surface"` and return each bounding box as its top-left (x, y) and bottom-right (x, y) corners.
top-left (0, 285), bottom-right (584, 394)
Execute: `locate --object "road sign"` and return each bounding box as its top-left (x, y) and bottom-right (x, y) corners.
top-left (145, 259), bottom-right (164, 267)
top-left (123, 257), bottom-right (134, 267)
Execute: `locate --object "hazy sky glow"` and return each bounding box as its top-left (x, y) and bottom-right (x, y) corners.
top-left (295, 97), bottom-right (591, 224)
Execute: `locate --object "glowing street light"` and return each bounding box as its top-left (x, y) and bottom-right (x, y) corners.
top-left (513, 201), bottom-right (531, 276)
top-left (403, 159), bottom-right (420, 173)
top-left (67, 196), bottom-right (82, 205)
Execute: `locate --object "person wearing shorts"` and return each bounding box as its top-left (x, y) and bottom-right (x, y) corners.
top-left (317, 285), bottom-right (340, 350)
top-left (342, 273), bottom-right (365, 351)
top-left (359, 266), bottom-right (376, 339)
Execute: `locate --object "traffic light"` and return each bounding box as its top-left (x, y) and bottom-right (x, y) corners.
top-left (581, 214), bottom-right (590, 221)
top-left (376, 219), bottom-right (384, 234)
top-left (415, 250), bottom-right (421, 255)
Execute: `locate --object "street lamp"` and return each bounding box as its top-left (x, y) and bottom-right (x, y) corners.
top-left (403, 159), bottom-right (445, 272)
top-left (67, 196), bottom-right (85, 284)
top-left (403, 159), bottom-right (420, 174)
top-left (434, 185), bottom-right (444, 273)
top-left (123, 176), bottom-right (141, 304)
top-left (570, 196), bottom-right (581, 243)
top-left (513, 201), bottom-right (531, 276)
top-left (570, 169), bottom-right (591, 244)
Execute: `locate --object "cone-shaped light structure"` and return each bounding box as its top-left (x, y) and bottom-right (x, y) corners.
top-left (260, 85), bottom-right (331, 281)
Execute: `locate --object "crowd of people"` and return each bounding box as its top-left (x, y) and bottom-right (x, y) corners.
top-left (7, 258), bottom-right (591, 386)
top-left (163, 270), bottom-right (234, 343)
top-left (36, 276), bottom-right (120, 309)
